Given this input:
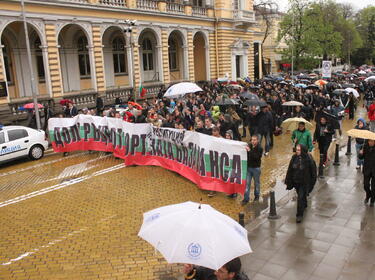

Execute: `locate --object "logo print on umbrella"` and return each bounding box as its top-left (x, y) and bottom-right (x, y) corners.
top-left (187, 243), bottom-right (202, 259)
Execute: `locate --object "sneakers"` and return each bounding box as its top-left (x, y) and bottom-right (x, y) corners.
top-left (207, 191), bottom-right (216, 197)
top-left (296, 216), bottom-right (303, 223)
top-left (253, 196), bottom-right (259, 202)
top-left (264, 152), bottom-right (269, 156)
top-left (227, 193), bottom-right (238, 199)
top-left (241, 200), bottom-right (249, 206)
top-left (356, 165), bottom-right (361, 170)
top-left (364, 197), bottom-right (370, 204)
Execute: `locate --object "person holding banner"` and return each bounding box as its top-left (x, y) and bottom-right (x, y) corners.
top-left (242, 135), bottom-right (263, 204)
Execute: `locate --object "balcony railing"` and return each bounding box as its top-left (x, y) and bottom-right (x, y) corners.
top-left (166, 2), bottom-right (184, 14)
top-left (192, 6), bottom-right (207, 16)
top-left (137, 0), bottom-right (158, 11)
top-left (105, 87), bottom-right (133, 104)
top-left (233, 10), bottom-right (256, 22)
top-left (99, 0), bottom-right (126, 7)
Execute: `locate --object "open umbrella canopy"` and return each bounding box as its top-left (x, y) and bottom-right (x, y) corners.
top-left (341, 83), bottom-right (356, 89)
top-left (281, 117), bottom-right (313, 131)
top-left (294, 83), bottom-right (307, 88)
top-left (306, 84), bottom-right (319, 90)
top-left (128, 101), bottom-right (143, 110)
top-left (138, 201), bottom-right (252, 270)
top-left (164, 82), bottom-right (203, 98)
top-left (282, 101), bottom-right (304, 107)
top-left (347, 129), bottom-right (375, 140)
top-left (215, 98), bottom-right (240, 106)
top-left (365, 76), bottom-right (375, 82)
top-left (23, 103), bottom-right (44, 109)
top-left (59, 99), bottom-right (73, 106)
top-left (315, 79), bottom-right (328, 86)
top-left (333, 89), bottom-right (347, 95)
top-left (240, 92), bottom-right (259, 100)
top-left (358, 70), bottom-right (366, 75)
top-left (345, 88), bottom-right (359, 98)
top-left (244, 99), bottom-right (266, 108)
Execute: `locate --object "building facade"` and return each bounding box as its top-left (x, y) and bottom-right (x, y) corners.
top-left (0, 0), bottom-right (263, 123)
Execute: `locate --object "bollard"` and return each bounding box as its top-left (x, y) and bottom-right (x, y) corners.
top-left (268, 191), bottom-right (280, 220)
top-left (345, 136), bottom-right (352, 155)
top-left (238, 212), bottom-right (245, 227)
top-left (318, 153), bottom-right (325, 178)
top-left (333, 143), bottom-right (340, 166)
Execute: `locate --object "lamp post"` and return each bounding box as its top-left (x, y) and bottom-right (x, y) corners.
top-left (21, 0), bottom-right (41, 129)
top-left (124, 20), bottom-right (137, 101)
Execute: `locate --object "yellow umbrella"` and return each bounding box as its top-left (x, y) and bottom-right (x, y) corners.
top-left (315, 79), bottom-right (328, 86)
top-left (347, 129), bottom-right (375, 140)
top-left (281, 117), bottom-right (313, 131)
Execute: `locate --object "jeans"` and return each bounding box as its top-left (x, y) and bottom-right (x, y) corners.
top-left (355, 143), bottom-right (364, 166)
top-left (259, 133), bottom-right (271, 153)
top-left (243, 167), bottom-right (261, 202)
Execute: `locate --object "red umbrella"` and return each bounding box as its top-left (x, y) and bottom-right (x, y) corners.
top-left (128, 101), bottom-right (143, 110)
top-left (60, 99), bottom-right (73, 106)
top-left (23, 102), bottom-right (44, 109)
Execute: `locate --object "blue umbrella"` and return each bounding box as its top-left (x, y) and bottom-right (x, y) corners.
top-left (295, 84), bottom-right (307, 88)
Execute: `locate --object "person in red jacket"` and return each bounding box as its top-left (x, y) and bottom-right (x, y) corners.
top-left (368, 99), bottom-right (375, 132)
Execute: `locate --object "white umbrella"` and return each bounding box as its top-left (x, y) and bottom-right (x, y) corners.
top-left (365, 76), bottom-right (375, 82)
top-left (358, 70), bottom-right (366, 75)
top-left (282, 101), bottom-right (304, 107)
top-left (164, 82), bottom-right (203, 98)
top-left (138, 201), bottom-right (252, 270)
top-left (345, 88), bottom-right (359, 98)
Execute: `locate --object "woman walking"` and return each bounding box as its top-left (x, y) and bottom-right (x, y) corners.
top-left (285, 144), bottom-right (317, 223)
top-left (359, 139), bottom-right (375, 206)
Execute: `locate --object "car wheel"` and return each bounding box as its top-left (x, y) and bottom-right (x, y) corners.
top-left (29, 145), bottom-right (44, 160)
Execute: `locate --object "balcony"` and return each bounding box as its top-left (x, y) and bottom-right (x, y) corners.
top-left (137, 0), bottom-right (158, 11)
top-left (192, 6), bottom-right (207, 17)
top-left (166, 2), bottom-right (184, 14)
top-left (99, 0), bottom-right (126, 7)
top-left (233, 10), bottom-right (256, 28)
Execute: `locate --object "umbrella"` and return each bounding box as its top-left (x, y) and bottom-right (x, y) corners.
top-left (281, 117), bottom-right (313, 131)
top-left (138, 201), bottom-right (252, 270)
top-left (333, 89), bottom-right (347, 95)
top-left (240, 92), bottom-right (259, 100)
top-left (215, 99), bottom-right (240, 106)
top-left (365, 76), bottom-right (375, 82)
top-left (59, 99), bottom-right (73, 106)
top-left (164, 82), bottom-right (203, 98)
top-left (345, 88), bottom-right (359, 98)
top-left (358, 70), bottom-right (366, 75)
top-left (294, 83), bottom-right (307, 88)
top-left (315, 80), bottom-right (328, 86)
top-left (342, 83), bottom-right (356, 89)
top-left (226, 84), bottom-right (243, 90)
top-left (244, 98), bottom-right (266, 108)
top-left (347, 129), bottom-right (375, 140)
top-left (23, 102), bottom-right (44, 109)
top-left (306, 84), bottom-right (319, 90)
top-left (282, 101), bottom-right (304, 107)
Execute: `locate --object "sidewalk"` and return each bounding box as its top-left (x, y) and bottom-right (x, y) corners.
top-left (241, 144), bottom-right (375, 280)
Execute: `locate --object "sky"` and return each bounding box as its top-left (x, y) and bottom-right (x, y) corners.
top-left (273, 0), bottom-right (374, 12)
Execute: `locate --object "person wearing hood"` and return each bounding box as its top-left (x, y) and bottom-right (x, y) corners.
top-left (285, 144), bottom-right (317, 223)
top-left (313, 116), bottom-right (335, 166)
top-left (291, 122), bottom-right (313, 152)
top-left (211, 106), bottom-right (221, 122)
top-left (359, 139), bottom-right (375, 206)
top-left (354, 118), bottom-right (368, 169)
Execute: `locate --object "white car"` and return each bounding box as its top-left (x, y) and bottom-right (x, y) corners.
top-left (0, 126), bottom-right (49, 164)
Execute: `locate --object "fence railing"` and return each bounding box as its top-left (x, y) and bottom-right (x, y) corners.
top-left (192, 6), bottom-right (207, 16)
top-left (166, 2), bottom-right (184, 14)
top-left (99, 0), bottom-right (126, 7)
top-left (104, 87), bottom-right (133, 104)
top-left (136, 0), bottom-right (158, 11)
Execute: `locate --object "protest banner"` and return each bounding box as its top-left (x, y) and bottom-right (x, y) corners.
top-left (48, 115), bottom-right (248, 194)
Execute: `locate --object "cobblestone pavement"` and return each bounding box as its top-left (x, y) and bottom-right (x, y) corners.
top-left (0, 111), bottom-right (361, 279)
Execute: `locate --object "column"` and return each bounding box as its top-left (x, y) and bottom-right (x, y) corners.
top-left (40, 45), bottom-right (52, 97)
top-left (205, 45), bottom-right (210, 81)
top-left (182, 45), bottom-right (189, 80)
top-left (187, 31), bottom-right (194, 81)
top-left (0, 44), bottom-right (10, 103)
top-left (258, 43), bottom-right (263, 79)
top-left (161, 29), bottom-right (170, 85)
top-left (92, 25), bottom-right (105, 92)
top-left (45, 23), bottom-right (63, 97)
top-left (156, 44), bottom-right (163, 83)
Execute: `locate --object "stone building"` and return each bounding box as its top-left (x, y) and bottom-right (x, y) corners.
top-left (0, 0), bottom-right (268, 124)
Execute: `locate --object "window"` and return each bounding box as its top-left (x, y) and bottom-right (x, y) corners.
top-left (142, 38), bottom-right (154, 71)
top-left (0, 132), bottom-right (4, 144)
top-left (193, 0), bottom-right (203, 7)
top-left (8, 129), bottom-right (28, 142)
top-left (112, 37), bottom-right (127, 75)
top-left (168, 38), bottom-right (178, 71)
top-left (34, 38), bottom-right (45, 82)
top-left (3, 45), bottom-right (13, 85)
top-left (77, 36), bottom-right (91, 78)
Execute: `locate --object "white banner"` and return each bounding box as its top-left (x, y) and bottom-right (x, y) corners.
top-left (322, 61), bottom-right (332, 78)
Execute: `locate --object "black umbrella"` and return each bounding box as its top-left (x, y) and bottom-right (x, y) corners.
top-left (244, 99), bottom-right (262, 107)
top-left (215, 98), bottom-right (240, 106)
top-left (342, 84), bottom-right (356, 89)
top-left (322, 111), bottom-right (340, 130)
top-left (306, 84), bottom-right (319, 90)
top-left (240, 92), bottom-right (259, 100)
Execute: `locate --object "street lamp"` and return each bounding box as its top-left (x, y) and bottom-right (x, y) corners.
top-left (124, 20), bottom-right (137, 101)
top-left (21, 0), bottom-right (41, 129)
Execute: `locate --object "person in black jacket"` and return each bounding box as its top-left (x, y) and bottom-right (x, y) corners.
top-left (359, 139), bottom-right (375, 206)
top-left (313, 116), bottom-right (335, 166)
top-left (285, 144), bottom-right (317, 223)
top-left (242, 135), bottom-right (263, 204)
top-left (256, 105), bottom-right (273, 155)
